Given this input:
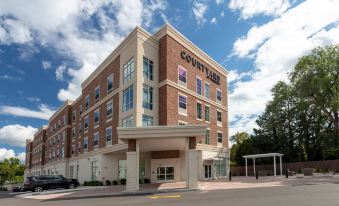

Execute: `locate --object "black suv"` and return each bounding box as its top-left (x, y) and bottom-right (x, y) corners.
top-left (24, 175), bottom-right (79, 192)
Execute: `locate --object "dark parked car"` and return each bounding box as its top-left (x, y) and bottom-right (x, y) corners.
top-left (24, 175), bottom-right (79, 192)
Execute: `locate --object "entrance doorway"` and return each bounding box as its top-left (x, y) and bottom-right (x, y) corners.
top-left (204, 165), bottom-right (212, 179)
top-left (156, 166), bottom-right (174, 182)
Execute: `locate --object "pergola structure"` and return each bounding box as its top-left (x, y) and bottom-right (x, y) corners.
top-left (242, 153), bottom-right (283, 177)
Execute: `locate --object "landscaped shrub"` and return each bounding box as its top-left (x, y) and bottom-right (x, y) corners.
top-left (112, 180), bottom-right (118, 185)
top-left (106, 180), bottom-right (111, 186)
top-left (84, 180), bottom-right (104, 186)
top-left (120, 178), bottom-right (126, 185)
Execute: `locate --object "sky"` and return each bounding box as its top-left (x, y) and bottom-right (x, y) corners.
top-left (1, 0), bottom-right (339, 162)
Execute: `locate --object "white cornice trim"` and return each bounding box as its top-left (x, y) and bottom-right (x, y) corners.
top-left (117, 125), bottom-right (207, 140)
top-left (48, 100), bottom-right (73, 123)
top-left (153, 24), bottom-right (228, 77)
top-left (159, 79), bottom-right (228, 111)
top-left (196, 143), bottom-right (228, 152)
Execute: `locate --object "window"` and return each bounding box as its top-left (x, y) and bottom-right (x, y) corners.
top-left (84, 116), bottom-right (89, 129)
top-left (93, 132), bottom-right (99, 148)
top-left (217, 132), bottom-right (223, 144)
top-left (94, 109), bottom-right (100, 127)
top-left (205, 105), bottom-right (210, 122)
top-left (79, 104), bottom-right (83, 115)
top-left (143, 84), bottom-right (153, 110)
top-left (91, 161), bottom-right (99, 181)
top-left (72, 128), bottom-right (75, 140)
top-left (196, 77), bottom-right (202, 95)
top-left (122, 115), bottom-right (133, 127)
top-left (142, 115), bottom-right (153, 126)
top-left (83, 137), bottom-right (88, 151)
top-left (106, 100), bottom-right (113, 119)
top-left (143, 57), bottom-right (153, 80)
top-left (178, 94), bottom-right (187, 115)
top-left (122, 85), bottom-right (133, 112)
top-left (217, 111), bottom-right (222, 126)
top-left (178, 66), bottom-right (187, 87)
top-left (95, 86), bottom-right (100, 103)
top-left (123, 57), bottom-right (134, 83)
top-left (106, 127), bottom-right (112, 143)
top-left (61, 147), bottom-right (64, 158)
top-left (205, 129), bottom-right (210, 145)
top-left (78, 123), bottom-right (82, 134)
top-left (107, 74), bottom-right (113, 93)
top-left (63, 115), bottom-right (66, 125)
top-left (58, 120), bottom-right (61, 128)
top-left (78, 142), bottom-right (81, 152)
top-left (57, 134), bottom-right (60, 143)
top-left (205, 82), bottom-right (210, 99)
top-left (196, 102), bottom-right (202, 120)
top-left (70, 166), bottom-right (74, 179)
top-left (216, 89), bottom-right (222, 104)
top-left (85, 95), bottom-right (90, 110)
top-left (71, 145), bottom-right (75, 155)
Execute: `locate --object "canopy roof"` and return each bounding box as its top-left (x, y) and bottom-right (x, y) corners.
top-left (243, 153), bottom-right (283, 159)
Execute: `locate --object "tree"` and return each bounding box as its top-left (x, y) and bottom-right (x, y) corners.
top-left (0, 158), bottom-right (25, 184)
top-left (290, 45), bottom-right (339, 146)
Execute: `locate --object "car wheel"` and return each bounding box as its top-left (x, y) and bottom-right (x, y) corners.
top-left (68, 183), bottom-right (75, 189)
top-left (34, 186), bottom-right (43, 193)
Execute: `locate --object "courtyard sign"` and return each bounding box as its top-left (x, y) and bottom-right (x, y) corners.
top-left (180, 51), bottom-right (220, 85)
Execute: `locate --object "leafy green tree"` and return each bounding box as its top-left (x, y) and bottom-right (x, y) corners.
top-left (290, 45), bottom-right (339, 146)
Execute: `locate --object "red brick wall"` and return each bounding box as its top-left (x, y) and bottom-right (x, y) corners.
top-left (158, 35), bottom-right (228, 147)
top-left (79, 56), bottom-right (120, 154)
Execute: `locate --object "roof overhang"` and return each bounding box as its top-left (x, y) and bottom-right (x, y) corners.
top-left (117, 125), bottom-right (207, 140)
top-left (243, 153), bottom-right (284, 159)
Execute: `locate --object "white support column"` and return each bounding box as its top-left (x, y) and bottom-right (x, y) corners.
top-left (245, 158), bottom-right (248, 177)
top-left (126, 140), bottom-right (139, 192)
top-left (253, 158), bottom-right (256, 175)
top-left (273, 156), bottom-right (276, 176)
top-left (186, 138), bottom-right (198, 189)
top-left (279, 156), bottom-right (282, 175)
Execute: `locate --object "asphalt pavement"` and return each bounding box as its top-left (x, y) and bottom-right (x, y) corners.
top-left (1, 182), bottom-right (339, 206)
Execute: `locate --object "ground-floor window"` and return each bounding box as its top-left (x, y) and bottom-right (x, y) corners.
top-left (156, 166), bottom-right (174, 182)
top-left (91, 161), bottom-right (99, 181)
top-left (118, 160), bottom-right (127, 180)
top-left (204, 165), bottom-right (212, 178)
top-left (214, 158), bottom-right (226, 177)
top-left (70, 166), bottom-right (74, 179)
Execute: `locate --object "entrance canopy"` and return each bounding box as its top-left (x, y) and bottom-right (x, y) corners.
top-left (243, 153), bottom-right (283, 177)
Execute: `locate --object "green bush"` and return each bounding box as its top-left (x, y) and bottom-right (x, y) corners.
top-left (112, 180), bottom-right (118, 185)
top-left (83, 180), bottom-right (103, 186)
top-left (105, 180), bottom-right (111, 186)
top-left (120, 178), bottom-right (126, 185)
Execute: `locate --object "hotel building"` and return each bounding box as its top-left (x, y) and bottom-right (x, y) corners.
top-left (25, 24), bottom-right (229, 191)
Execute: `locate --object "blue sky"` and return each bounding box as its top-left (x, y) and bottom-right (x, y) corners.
top-left (1, 0), bottom-right (339, 161)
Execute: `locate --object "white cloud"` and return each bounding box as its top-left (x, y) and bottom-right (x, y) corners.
top-left (0, 19), bottom-right (32, 44)
top-left (0, 148), bottom-right (26, 162)
top-left (41, 60), bottom-right (51, 70)
top-left (0, 104), bottom-right (55, 120)
top-left (228, 0), bottom-right (291, 19)
top-left (27, 96), bottom-right (41, 103)
top-left (220, 11), bottom-right (224, 17)
top-left (228, 0), bottom-right (339, 136)
top-left (0, 0), bottom-right (167, 101)
top-left (216, 0), bottom-right (224, 5)
top-left (192, 1), bottom-right (208, 26)
top-left (55, 64), bottom-right (66, 81)
top-left (0, 124), bottom-right (37, 147)
top-left (211, 17), bottom-right (217, 24)
top-left (0, 74), bottom-right (21, 81)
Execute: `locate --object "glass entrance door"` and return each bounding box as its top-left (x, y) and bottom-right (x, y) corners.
top-left (156, 166), bottom-right (174, 182)
top-left (204, 165), bottom-right (212, 179)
